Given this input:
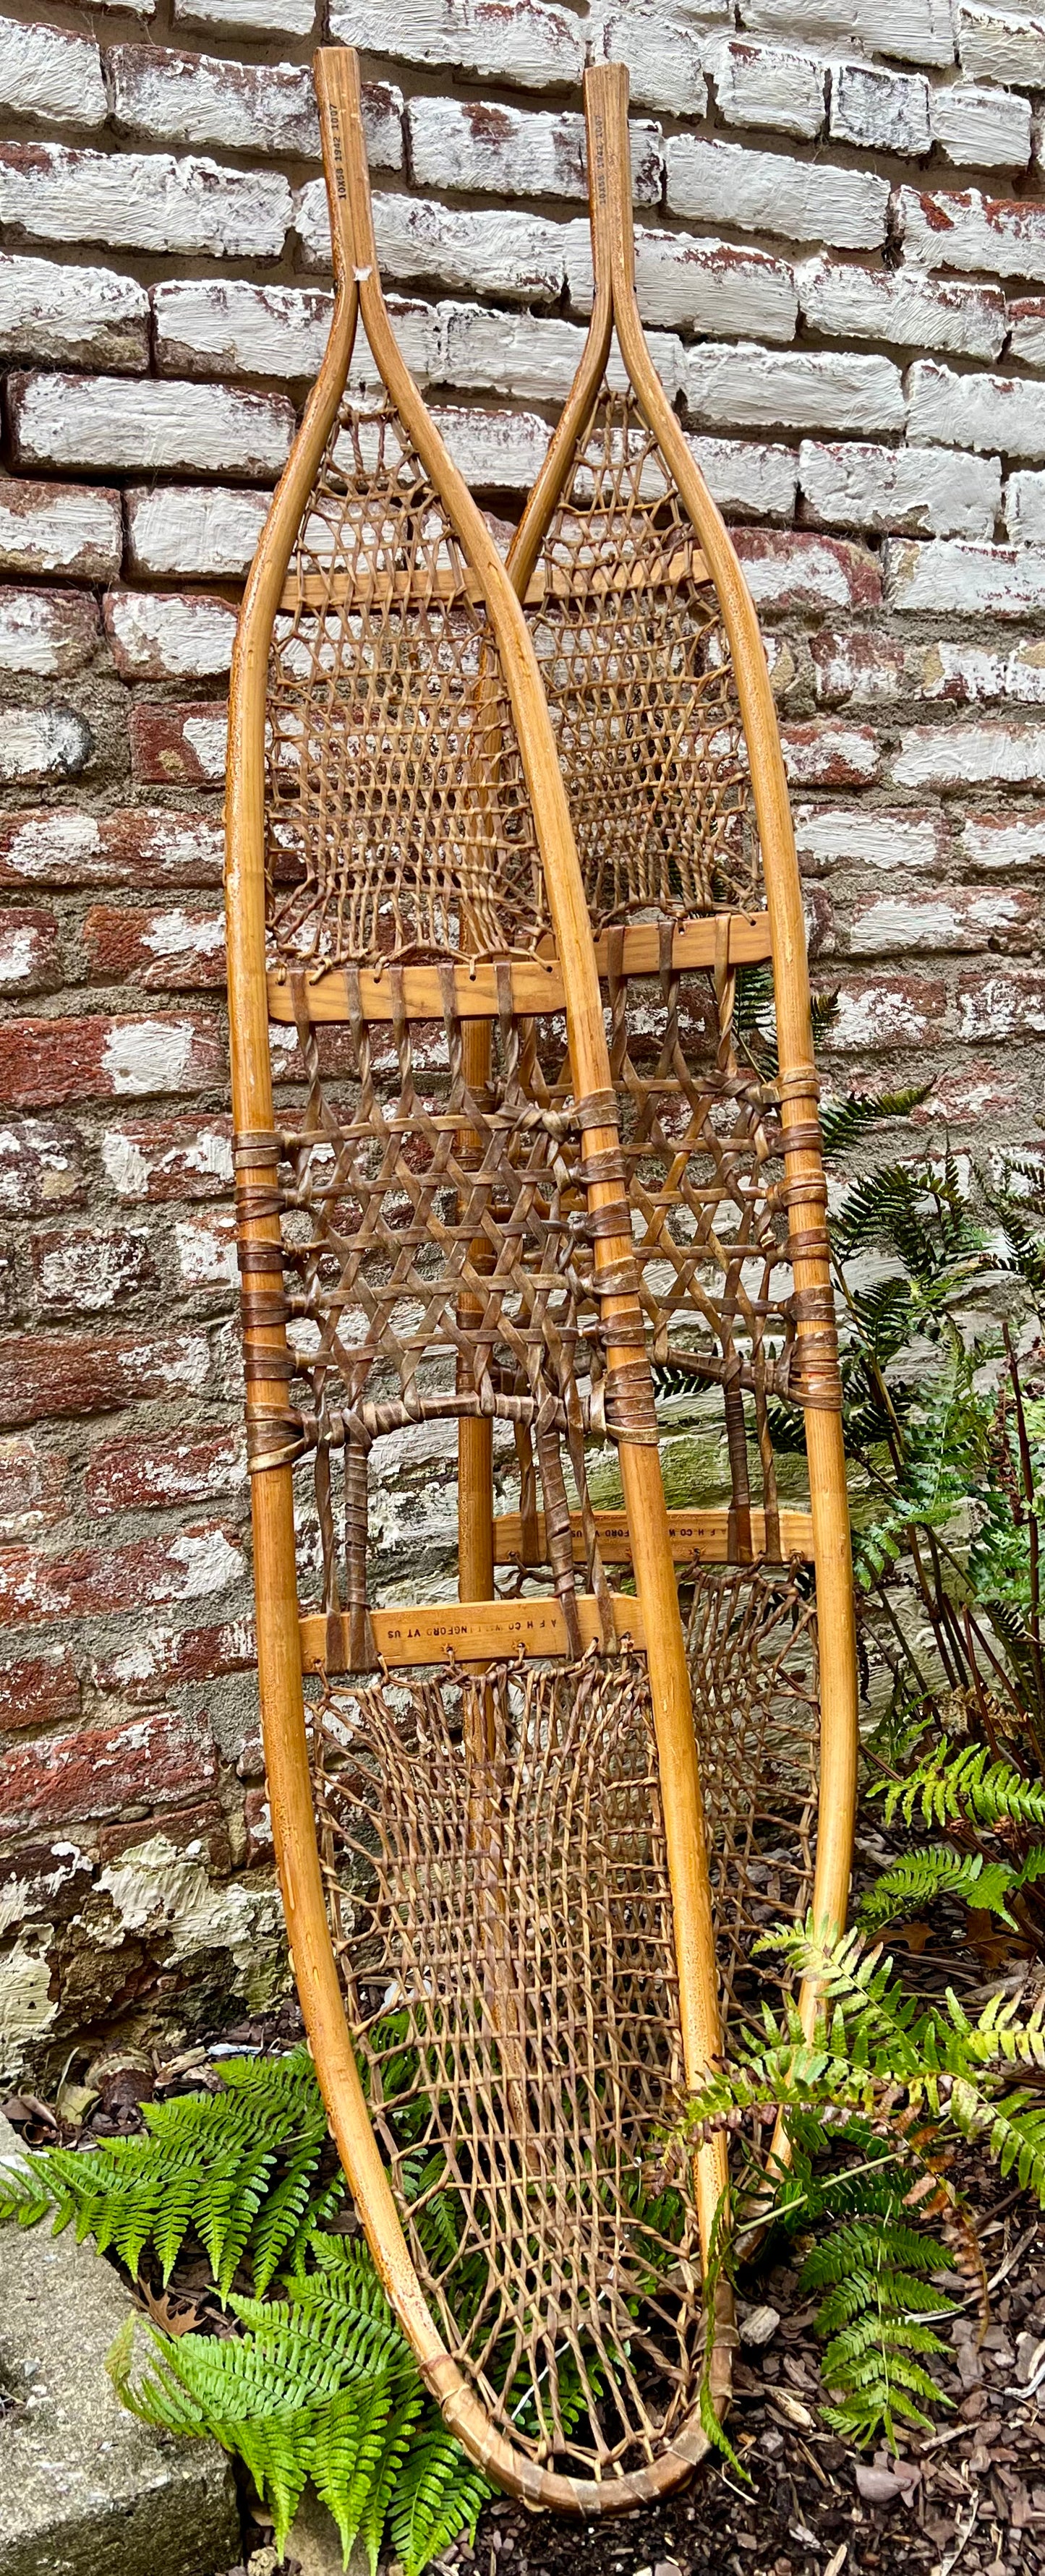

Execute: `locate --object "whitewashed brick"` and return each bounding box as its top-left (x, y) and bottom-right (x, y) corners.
top-left (0, 482), bottom-right (121, 581)
top-left (918, 637), bottom-right (1045, 703)
top-left (811, 630), bottom-right (911, 703)
top-left (685, 343), bottom-right (904, 435)
top-left (797, 256), bottom-right (1006, 359)
top-left (8, 374), bottom-right (294, 482)
top-left (739, 0), bottom-right (955, 61)
top-left (908, 359), bottom-right (1045, 460)
top-left (794, 806), bottom-right (949, 873)
top-left (931, 82), bottom-right (1033, 168)
top-left (0, 706), bottom-right (93, 784)
top-left (595, 3), bottom-right (715, 116)
top-left (440, 303), bottom-right (685, 403)
top-left (0, 589), bottom-right (98, 678)
top-left (800, 442), bottom-right (1001, 537)
top-left (407, 97), bottom-right (661, 206)
top-left (0, 252), bottom-right (149, 372)
top-left (706, 39), bottom-right (825, 139)
top-left (173, 0), bottom-right (315, 34)
top-left (153, 278), bottom-right (332, 381)
top-left (898, 186), bottom-right (1045, 283)
top-left (957, 967), bottom-right (1045, 1039)
top-left (884, 535), bottom-right (1045, 616)
top-left (849, 887), bottom-right (1035, 954)
top-left (428, 406), bottom-right (552, 492)
top-left (960, 811), bottom-right (1045, 868)
top-left (328, 0), bottom-right (584, 90)
top-left (0, 20), bottom-right (106, 129)
top-left (782, 722), bottom-right (882, 785)
top-left (0, 144), bottom-right (291, 261)
top-left (957, 4), bottom-right (1045, 86)
top-left (688, 435), bottom-right (798, 519)
top-left (125, 485), bottom-right (270, 578)
top-left (891, 720), bottom-right (1045, 787)
top-left (1009, 301), bottom-right (1045, 368)
top-left (294, 180), bottom-right (566, 304)
top-left (665, 136), bottom-right (889, 249)
top-left (829, 61), bottom-right (931, 155)
top-left (566, 223), bottom-right (797, 340)
top-left (1006, 469), bottom-right (1045, 542)
top-left (733, 527), bottom-right (881, 612)
top-left (104, 592), bottom-right (238, 681)
top-left (113, 57), bottom-right (402, 167)
top-left (109, 45), bottom-right (320, 158)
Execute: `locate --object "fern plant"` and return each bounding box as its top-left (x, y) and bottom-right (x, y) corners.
top-left (0, 2050), bottom-right (490, 2572)
top-left (686, 1920), bottom-right (1045, 2447)
top-left (108, 2229), bottom-right (490, 2572)
top-left (0, 2046), bottom-right (344, 2297)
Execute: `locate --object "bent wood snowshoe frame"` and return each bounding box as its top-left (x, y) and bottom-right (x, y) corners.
top-left (506, 63), bottom-right (858, 2064)
top-left (226, 44), bottom-right (734, 2513)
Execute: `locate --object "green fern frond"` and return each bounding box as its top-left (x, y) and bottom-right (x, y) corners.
top-left (859, 1845), bottom-right (1020, 1931)
top-left (819, 1085), bottom-right (931, 1159)
top-left (876, 1740), bottom-right (1045, 1835)
top-left (390, 2421), bottom-right (491, 2576)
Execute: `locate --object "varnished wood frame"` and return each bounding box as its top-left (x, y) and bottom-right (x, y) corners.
top-left (507, 61), bottom-right (859, 2062)
top-left (225, 45), bottom-right (732, 2512)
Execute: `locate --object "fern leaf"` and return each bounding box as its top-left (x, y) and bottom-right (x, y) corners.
top-left (391, 2420), bottom-right (492, 2576)
top-left (860, 1846), bottom-right (1019, 1931)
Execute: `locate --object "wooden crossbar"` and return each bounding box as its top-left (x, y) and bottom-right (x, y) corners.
top-left (278, 542), bottom-right (709, 617)
top-left (300, 1591), bottom-right (644, 1673)
top-left (494, 1506), bottom-right (816, 1565)
top-left (268, 910), bottom-right (772, 1024)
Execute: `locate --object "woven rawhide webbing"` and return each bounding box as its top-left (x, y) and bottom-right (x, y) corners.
top-left (267, 401), bottom-right (547, 975)
top-left (313, 1646), bottom-right (707, 2485)
top-left (686, 1565), bottom-right (819, 2029)
top-left (236, 964), bottom-right (662, 1655)
top-left (529, 395), bottom-right (759, 929)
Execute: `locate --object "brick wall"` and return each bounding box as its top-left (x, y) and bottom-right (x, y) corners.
top-left (1, 0), bottom-right (1044, 2081)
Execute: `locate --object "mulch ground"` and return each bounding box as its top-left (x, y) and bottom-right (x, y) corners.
top-left (5, 1990), bottom-right (1044, 2576)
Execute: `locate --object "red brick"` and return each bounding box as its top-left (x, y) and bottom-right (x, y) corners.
top-left (89, 1612), bottom-right (255, 1696)
top-left (811, 629), bottom-right (910, 705)
top-left (0, 1520), bottom-right (245, 1627)
top-left (780, 722), bottom-right (882, 787)
top-left (0, 805), bottom-right (223, 890)
top-left (732, 525), bottom-right (882, 615)
top-left (0, 1010), bottom-right (223, 1107)
top-left (83, 902), bottom-right (226, 989)
top-left (849, 885), bottom-right (1039, 958)
top-left (0, 1115), bottom-right (84, 1215)
top-left (957, 967), bottom-right (1045, 1041)
top-left (31, 1224), bottom-right (158, 1316)
top-left (100, 1113), bottom-right (233, 1202)
top-left (0, 1434), bottom-right (68, 1539)
top-left (95, 1803), bottom-right (233, 1865)
top-left (0, 1643), bottom-right (80, 1733)
top-left (0, 904), bottom-right (61, 992)
top-left (85, 1426), bottom-right (244, 1513)
top-left (0, 1327), bottom-right (210, 1427)
top-left (817, 974), bottom-right (948, 1052)
top-left (0, 1708), bottom-right (218, 1831)
top-left (129, 699), bottom-right (226, 787)
top-left (96, 1798), bottom-right (232, 1868)
top-left (174, 1207), bottom-right (236, 1292)
top-left (244, 1783), bottom-right (273, 1863)
top-left (910, 1061), bottom-right (1026, 1124)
